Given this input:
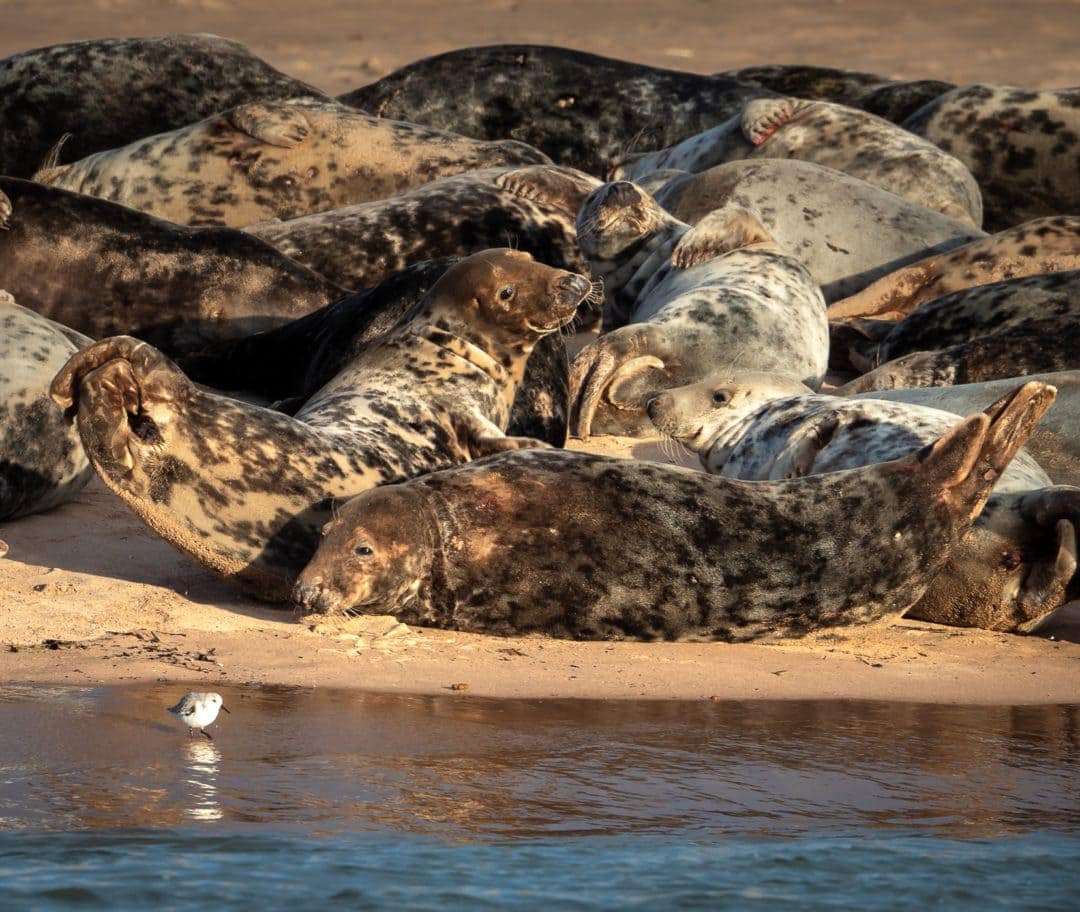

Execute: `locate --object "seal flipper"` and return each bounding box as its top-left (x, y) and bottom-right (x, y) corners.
top-left (741, 96), bottom-right (811, 146)
top-left (0, 190), bottom-right (11, 230)
top-left (493, 165), bottom-right (597, 213)
top-left (1016, 519), bottom-right (1078, 632)
top-left (450, 413), bottom-right (550, 460)
top-left (670, 205), bottom-right (772, 269)
top-left (228, 103), bottom-right (311, 147)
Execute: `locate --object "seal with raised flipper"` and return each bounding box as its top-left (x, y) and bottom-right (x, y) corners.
top-left (568, 183), bottom-right (828, 438)
top-left (650, 159), bottom-right (985, 301)
top-left (50, 250), bottom-right (592, 600)
top-left (645, 373), bottom-right (1077, 633)
top-left (34, 98), bottom-right (550, 227)
top-left (613, 96), bottom-right (982, 226)
top-left (0, 33), bottom-right (328, 179)
top-left (292, 383), bottom-right (1052, 641)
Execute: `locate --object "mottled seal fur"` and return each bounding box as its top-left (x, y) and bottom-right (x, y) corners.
top-left (718, 65), bottom-right (954, 123)
top-left (647, 374), bottom-right (1075, 632)
top-left (179, 257), bottom-right (577, 447)
top-left (827, 216), bottom-right (1080, 321)
top-left (244, 164), bottom-right (599, 309)
top-left (614, 96), bottom-right (981, 226)
top-left (0, 33), bottom-right (328, 179)
top-left (293, 383), bottom-right (1051, 640)
top-left (852, 372), bottom-right (1080, 487)
top-left (0, 291), bottom-right (93, 521)
top-left (34, 98), bottom-right (550, 227)
top-left (338, 44), bottom-right (773, 175)
top-left (0, 177), bottom-right (344, 357)
top-left (842, 271), bottom-right (1080, 369)
top-left (50, 250), bottom-right (592, 599)
top-left (903, 84), bottom-right (1080, 232)
top-left (838, 317), bottom-right (1080, 394)
top-left (569, 183), bottom-right (828, 438)
top-left (651, 160), bottom-right (985, 301)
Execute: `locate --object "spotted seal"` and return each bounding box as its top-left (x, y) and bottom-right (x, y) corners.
top-left (827, 216), bottom-right (1080, 321)
top-left (337, 44), bottom-right (774, 175)
top-left (852, 372), bottom-right (1080, 487)
top-left (244, 164), bottom-right (599, 305)
top-left (33, 98), bottom-right (550, 227)
top-left (50, 250), bottom-right (592, 599)
top-left (0, 33), bottom-right (328, 179)
top-left (0, 177), bottom-right (344, 357)
top-left (0, 290), bottom-right (93, 522)
top-left (646, 374), bottom-right (1076, 632)
top-left (569, 183), bottom-right (828, 438)
top-left (717, 65), bottom-right (954, 123)
top-left (179, 257), bottom-right (577, 447)
top-left (293, 383), bottom-right (1051, 640)
top-left (613, 96), bottom-right (981, 226)
top-left (841, 271), bottom-right (1080, 371)
top-left (650, 160), bottom-right (985, 301)
top-left (903, 84), bottom-right (1080, 232)
top-left (838, 317), bottom-right (1080, 394)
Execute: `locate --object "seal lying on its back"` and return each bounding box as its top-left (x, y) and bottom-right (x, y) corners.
top-left (34, 99), bottom-right (550, 227)
top-left (0, 34), bottom-right (327, 179)
top-left (838, 318), bottom-right (1080, 394)
top-left (853, 372), bottom-right (1080, 487)
top-left (646, 374), bottom-right (1076, 632)
top-left (0, 291), bottom-right (93, 521)
top-left (0, 178), bottom-right (344, 357)
top-left (337, 44), bottom-right (773, 175)
top-left (293, 383), bottom-right (1051, 641)
top-left (50, 250), bottom-right (592, 600)
top-left (827, 216), bottom-right (1080, 321)
top-left (651, 160), bottom-right (985, 301)
top-left (245, 164), bottom-right (599, 302)
top-left (180, 257), bottom-right (578, 447)
top-left (717, 65), bottom-right (953, 123)
top-left (569, 183), bottom-right (828, 438)
top-left (904, 84), bottom-right (1080, 232)
top-left (841, 271), bottom-right (1080, 371)
top-left (614, 96), bottom-right (982, 226)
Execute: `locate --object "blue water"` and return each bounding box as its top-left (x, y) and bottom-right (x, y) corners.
top-left (0, 685), bottom-right (1076, 909)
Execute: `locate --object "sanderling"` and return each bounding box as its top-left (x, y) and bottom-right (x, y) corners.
top-left (167, 692), bottom-right (230, 740)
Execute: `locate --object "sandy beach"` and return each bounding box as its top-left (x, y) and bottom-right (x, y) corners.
top-left (2, 0), bottom-right (1080, 703)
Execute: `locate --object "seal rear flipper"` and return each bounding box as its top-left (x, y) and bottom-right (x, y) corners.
top-left (670, 204), bottom-right (772, 269)
top-left (916, 381), bottom-right (1057, 524)
top-left (740, 96), bottom-right (811, 145)
top-left (228, 102), bottom-right (311, 147)
top-left (1014, 519), bottom-right (1078, 632)
top-left (50, 336), bottom-right (179, 415)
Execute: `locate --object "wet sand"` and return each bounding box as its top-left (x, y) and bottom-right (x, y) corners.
top-left (2, 1), bottom-right (1080, 702)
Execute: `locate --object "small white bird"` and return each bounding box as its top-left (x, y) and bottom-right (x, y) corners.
top-left (167, 692), bottom-right (230, 740)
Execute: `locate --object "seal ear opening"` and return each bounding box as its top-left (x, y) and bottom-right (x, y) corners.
top-left (670, 204), bottom-right (772, 269)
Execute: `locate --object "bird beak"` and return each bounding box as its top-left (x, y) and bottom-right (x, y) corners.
top-left (221, 706), bottom-right (231, 713)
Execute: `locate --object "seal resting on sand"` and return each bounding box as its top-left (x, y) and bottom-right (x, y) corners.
top-left (293, 383), bottom-right (1052, 641)
top-left (34, 98), bottom-right (550, 227)
top-left (50, 250), bottom-right (592, 600)
top-left (645, 373), bottom-right (1077, 633)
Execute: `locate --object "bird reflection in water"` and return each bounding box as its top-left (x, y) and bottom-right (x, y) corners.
top-left (184, 739), bottom-right (223, 822)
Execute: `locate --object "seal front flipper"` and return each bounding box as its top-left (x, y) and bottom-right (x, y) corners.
top-left (493, 165), bottom-right (597, 212)
top-left (451, 413), bottom-right (550, 460)
top-left (0, 189), bottom-right (11, 230)
top-left (227, 102), bottom-right (311, 147)
top-left (670, 204), bottom-right (773, 269)
top-left (740, 96), bottom-right (811, 146)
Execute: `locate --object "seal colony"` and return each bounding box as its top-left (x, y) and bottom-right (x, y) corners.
top-left (3, 35), bottom-right (1079, 648)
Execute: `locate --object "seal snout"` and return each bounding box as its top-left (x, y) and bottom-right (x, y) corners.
top-left (292, 576), bottom-right (340, 614)
top-left (644, 390), bottom-right (674, 427)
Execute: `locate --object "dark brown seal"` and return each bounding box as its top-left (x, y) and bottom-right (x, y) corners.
top-left (50, 250), bottom-right (591, 600)
top-left (0, 177), bottom-right (344, 357)
top-left (293, 383), bottom-right (1051, 641)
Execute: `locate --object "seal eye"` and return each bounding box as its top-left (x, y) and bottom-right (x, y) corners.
top-left (711, 390), bottom-right (732, 405)
top-left (498, 286), bottom-right (515, 302)
top-left (354, 545), bottom-right (374, 558)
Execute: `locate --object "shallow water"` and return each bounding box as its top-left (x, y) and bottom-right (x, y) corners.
top-left (0, 685), bottom-right (1077, 909)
